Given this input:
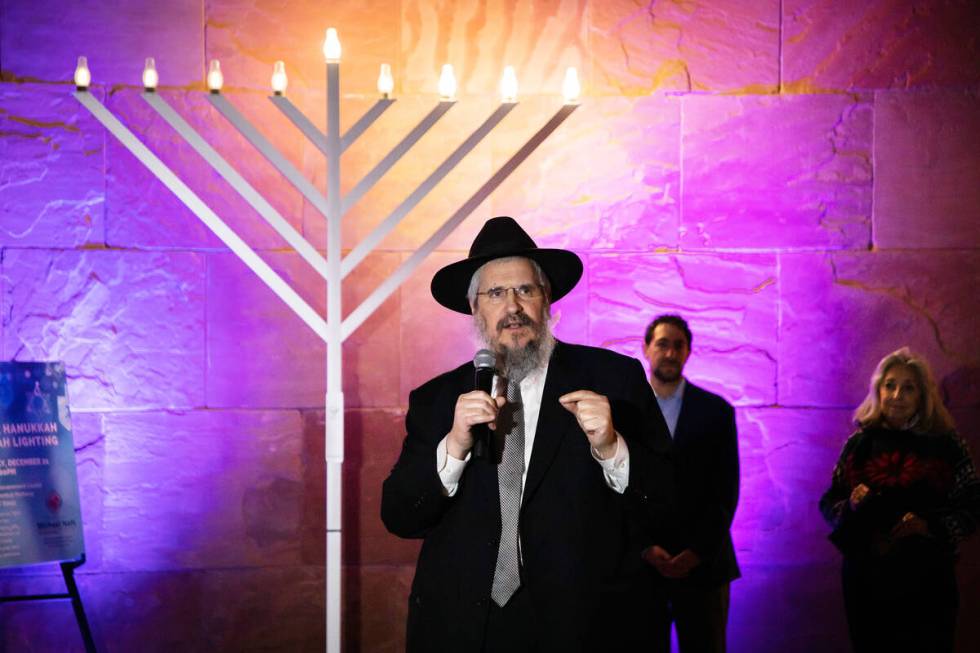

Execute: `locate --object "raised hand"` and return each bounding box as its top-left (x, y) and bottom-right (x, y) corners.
top-left (559, 390), bottom-right (616, 459)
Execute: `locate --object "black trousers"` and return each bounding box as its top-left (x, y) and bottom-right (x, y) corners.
top-left (483, 586), bottom-right (537, 653)
top-left (649, 581), bottom-right (731, 653)
top-left (481, 584), bottom-right (651, 653)
top-left (842, 553), bottom-right (958, 653)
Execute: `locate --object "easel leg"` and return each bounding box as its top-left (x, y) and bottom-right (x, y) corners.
top-left (60, 556), bottom-right (98, 653)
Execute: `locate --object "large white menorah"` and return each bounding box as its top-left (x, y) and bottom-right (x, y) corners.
top-left (72, 27), bottom-right (579, 653)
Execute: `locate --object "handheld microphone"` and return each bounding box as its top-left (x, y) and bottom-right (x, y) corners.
top-left (472, 349), bottom-right (496, 460)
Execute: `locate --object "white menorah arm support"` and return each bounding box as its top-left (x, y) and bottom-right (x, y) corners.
top-left (142, 91), bottom-right (330, 281)
top-left (72, 90), bottom-right (330, 341)
top-left (341, 102), bottom-right (517, 279)
top-left (270, 96), bottom-right (396, 155)
top-left (339, 99), bottom-right (396, 152)
top-left (339, 102), bottom-right (455, 217)
top-left (207, 93), bottom-right (332, 220)
top-left (342, 103), bottom-right (579, 341)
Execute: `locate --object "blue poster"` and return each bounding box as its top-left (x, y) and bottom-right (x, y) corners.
top-left (0, 361), bottom-right (85, 568)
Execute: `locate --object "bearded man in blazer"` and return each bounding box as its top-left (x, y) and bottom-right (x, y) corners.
top-left (640, 314), bottom-right (741, 653)
top-left (381, 217), bottom-right (673, 653)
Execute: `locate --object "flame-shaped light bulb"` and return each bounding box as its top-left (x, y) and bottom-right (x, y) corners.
top-left (142, 57), bottom-right (159, 91)
top-left (500, 66), bottom-right (518, 103)
top-left (562, 67), bottom-right (580, 104)
top-left (438, 64), bottom-right (457, 101)
top-left (207, 60), bottom-right (224, 93)
top-left (377, 63), bottom-right (394, 98)
top-left (271, 61), bottom-right (288, 95)
top-left (74, 56), bottom-right (91, 90)
top-left (323, 28), bottom-right (341, 62)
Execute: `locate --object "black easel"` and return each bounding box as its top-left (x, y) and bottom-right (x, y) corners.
top-left (0, 554), bottom-right (98, 653)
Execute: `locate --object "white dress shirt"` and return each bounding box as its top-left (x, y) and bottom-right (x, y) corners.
top-left (436, 360), bottom-right (630, 496)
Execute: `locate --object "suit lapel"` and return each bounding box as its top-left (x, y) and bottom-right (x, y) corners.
top-left (522, 342), bottom-right (581, 506)
top-left (673, 381), bottom-right (699, 446)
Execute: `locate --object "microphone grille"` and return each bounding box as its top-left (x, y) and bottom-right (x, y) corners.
top-left (473, 348), bottom-right (496, 370)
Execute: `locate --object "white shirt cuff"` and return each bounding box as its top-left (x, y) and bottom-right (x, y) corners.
top-left (592, 433), bottom-right (630, 494)
top-left (436, 435), bottom-right (470, 497)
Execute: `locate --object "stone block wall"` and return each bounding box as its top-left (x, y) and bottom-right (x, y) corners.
top-left (1, 1), bottom-right (978, 651)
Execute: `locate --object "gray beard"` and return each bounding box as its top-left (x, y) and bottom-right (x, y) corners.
top-left (498, 330), bottom-right (554, 382)
top-left (475, 314), bottom-right (554, 383)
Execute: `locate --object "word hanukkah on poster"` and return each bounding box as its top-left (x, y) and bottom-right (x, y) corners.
top-left (0, 361), bottom-right (84, 567)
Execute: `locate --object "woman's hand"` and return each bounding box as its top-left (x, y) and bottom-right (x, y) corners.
top-left (890, 512), bottom-right (929, 539)
top-left (849, 483), bottom-right (871, 511)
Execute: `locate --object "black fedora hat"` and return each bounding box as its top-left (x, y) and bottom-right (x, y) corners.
top-left (431, 216), bottom-right (583, 314)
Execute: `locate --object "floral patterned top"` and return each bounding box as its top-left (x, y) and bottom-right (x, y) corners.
top-left (819, 426), bottom-right (980, 559)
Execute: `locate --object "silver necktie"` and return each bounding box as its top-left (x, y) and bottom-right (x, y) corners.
top-left (491, 379), bottom-right (525, 607)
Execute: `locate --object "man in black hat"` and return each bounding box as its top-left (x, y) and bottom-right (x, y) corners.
top-left (382, 216), bottom-right (672, 652)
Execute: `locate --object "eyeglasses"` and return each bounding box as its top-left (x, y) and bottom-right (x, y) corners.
top-left (476, 284), bottom-right (543, 304)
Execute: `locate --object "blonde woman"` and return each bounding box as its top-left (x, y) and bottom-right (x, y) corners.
top-left (820, 347), bottom-right (980, 653)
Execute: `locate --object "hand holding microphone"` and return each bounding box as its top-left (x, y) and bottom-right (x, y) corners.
top-left (471, 349), bottom-right (497, 459)
top-left (446, 350), bottom-right (502, 460)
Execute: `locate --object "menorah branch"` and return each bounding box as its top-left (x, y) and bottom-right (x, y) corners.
top-left (143, 91), bottom-right (329, 281)
top-left (73, 90), bottom-right (330, 342)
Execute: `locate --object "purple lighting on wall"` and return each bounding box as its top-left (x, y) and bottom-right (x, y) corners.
top-left (1, 1), bottom-right (979, 652)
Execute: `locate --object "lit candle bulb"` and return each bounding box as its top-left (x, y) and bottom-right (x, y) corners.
top-left (500, 66), bottom-right (518, 103)
top-left (74, 56), bottom-right (91, 90)
top-left (438, 64), bottom-right (457, 101)
top-left (142, 57), bottom-right (159, 92)
top-left (271, 61), bottom-right (288, 95)
top-left (323, 28), bottom-right (341, 62)
top-left (377, 63), bottom-right (394, 98)
top-left (207, 60), bottom-right (224, 93)
top-left (562, 66), bottom-right (580, 104)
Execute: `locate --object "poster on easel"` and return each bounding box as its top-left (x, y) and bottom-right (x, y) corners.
top-left (0, 361), bottom-right (84, 568)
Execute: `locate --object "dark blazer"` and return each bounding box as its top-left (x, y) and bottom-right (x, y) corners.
top-left (381, 341), bottom-right (672, 653)
top-left (652, 381), bottom-right (740, 587)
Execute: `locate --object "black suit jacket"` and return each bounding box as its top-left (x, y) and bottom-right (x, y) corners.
top-left (381, 341), bottom-right (672, 652)
top-left (649, 381), bottom-right (740, 587)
